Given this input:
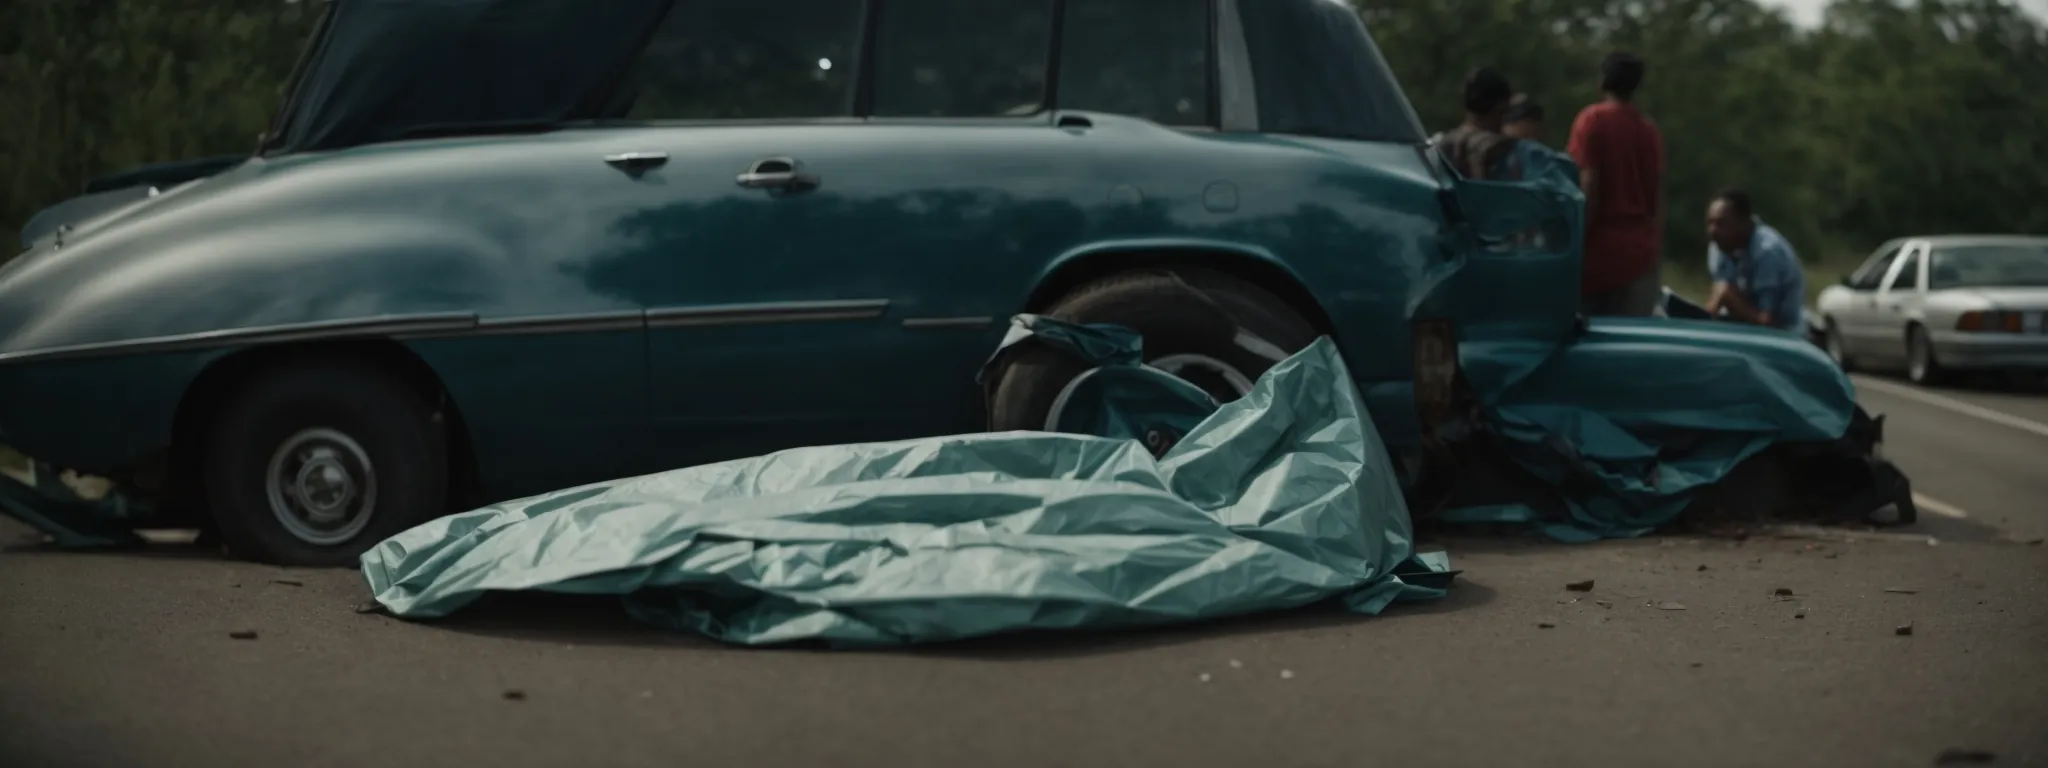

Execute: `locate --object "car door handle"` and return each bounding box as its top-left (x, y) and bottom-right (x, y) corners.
top-left (736, 157), bottom-right (819, 192)
top-left (603, 152), bottom-right (667, 176)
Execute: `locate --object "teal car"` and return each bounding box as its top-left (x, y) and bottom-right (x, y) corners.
top-left (0, 0), bottom-right (1878, 565)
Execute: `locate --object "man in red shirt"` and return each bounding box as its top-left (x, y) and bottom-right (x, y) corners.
top-left (1567, 52), bottom-right (1665, 316)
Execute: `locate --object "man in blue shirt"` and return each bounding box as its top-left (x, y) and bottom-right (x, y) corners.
top-left (1704, 189), bottom-right (1805, 331)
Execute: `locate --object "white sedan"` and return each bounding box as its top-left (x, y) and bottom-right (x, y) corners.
top-left (1814, 235), bottom-right (2048, 385)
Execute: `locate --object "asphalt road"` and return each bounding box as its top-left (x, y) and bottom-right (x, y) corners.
top-left (1, 373), bottom-right (2044, 768)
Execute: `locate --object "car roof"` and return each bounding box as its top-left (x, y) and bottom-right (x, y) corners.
top-left (1912, 234), bottom-right (2048, 248)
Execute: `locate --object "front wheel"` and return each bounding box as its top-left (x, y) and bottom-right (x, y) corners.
top-left (1823, 319), bottom-right (1854, 371)
top-left (203, 361), bottom-right (449, 567)
top-left (988, 268), bottom-right (1321, 434)
top-left (1906, 325), bottom-right (1948, 386)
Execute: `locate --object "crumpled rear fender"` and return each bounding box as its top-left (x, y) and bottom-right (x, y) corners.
top-left (1483, 317), bottom-right (1856, 444)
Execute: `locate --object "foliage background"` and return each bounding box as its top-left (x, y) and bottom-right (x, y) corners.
top-left (2, 0), bottom-right (2043, 297)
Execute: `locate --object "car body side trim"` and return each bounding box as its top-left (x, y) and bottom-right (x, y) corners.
top-left (0, 299), bottom-right (896, 365)
top-left (643, 299), bottom-right (890, 329)
top-left (0, 312), bottom-right (482, 366)
top-left (901, 316), bottom-right (994, 329)
top-left (455, 310), bottom-right (647, 338)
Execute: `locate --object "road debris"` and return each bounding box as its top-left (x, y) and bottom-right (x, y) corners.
top-left (1774, 587), bottom-right (1795, 597)
top-left (228, 630), bottom-right (258, 640)
top-left (1565, 579), bottom-right (1595, 592)
top-left (1279, 669), bottom-right (1294, 680)
top-left (1657, 601), bottom-right (1686, 611)
top-left (1594, 600), bottom-right (1613, 609)
top-left (353, 602), bottom-right (386, 615)
top-left (270, 579), bottom-right (303, 587)
top-left (1884, 588), bottom-right (1918, 595)
top-left (1697, 564), bottom-right (1708, 571)
top-left (1228, 659), bottom-right (1242, 669)
top-left (1896, 623), bottom-right (1915, 636)
top-left (1538, 622), bottom-right (1556, 629)
top-left (1795, 608), bottom-right (1807, 619)
top-left (1197, 673), bottom-right (1212, 683)
top-left (502, 689), bottom-right (527, 701)
top-left (1933, 747), bottom-right (1996, 765)
top-left (1689, 662), bottom-right (1704, 668)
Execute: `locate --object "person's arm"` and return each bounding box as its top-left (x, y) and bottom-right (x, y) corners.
top-left (1567, 111), bottom-right (1600, 220)
top-left (1695, 249), bottom-right (1728, 315)
top-left (1649, 122), bottom-right (1665, 254)
top-left (1744, 246), bottom-right (1798, 328)
top-left (1711, 286), bottom-right (1766, 324)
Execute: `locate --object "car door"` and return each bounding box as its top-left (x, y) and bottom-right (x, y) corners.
top-left (1866, 242), bottom-right (1926, 364)
top-left (1836, 241), bottom-right (1906, 356)
top-left (612, 0), bottom-right (1106, 468)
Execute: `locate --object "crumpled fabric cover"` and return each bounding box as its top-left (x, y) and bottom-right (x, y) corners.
top-left (1429, 139), bottom-right (1859, 541)
top-left (976, 314), bottom-right (1221, 447)
top-left (361, 325), bottom-right (1446, 647)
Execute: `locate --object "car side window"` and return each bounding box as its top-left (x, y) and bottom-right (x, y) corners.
top-left (617, 0), bottom-right (866, 121)
top-left (1057, 0), bottom-right (1213, 126)
top-left (871, 0), bottom-right (1055, 117)
top-left (1891, 250), bottom-right (1924, 291)
top-left (1849, 245), bottom-right (1903, 290)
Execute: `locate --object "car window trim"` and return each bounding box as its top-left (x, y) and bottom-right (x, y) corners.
top-left (1850, 242), bottom-right (1903, 290)
top-left (1215, 0), bottom-right (1258, 132)
top-left (1878, 241), bottom-right (1926, 294)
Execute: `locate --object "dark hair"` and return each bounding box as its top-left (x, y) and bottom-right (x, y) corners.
top-left (1463, 67), bottom-right (1513, 115)
top-left (1600, 52), bottom-right (1646, 98)
top-left (1504, 94), bottom-right (1543, 123)
top-left (1714, 189), bottom-right (1754, 218)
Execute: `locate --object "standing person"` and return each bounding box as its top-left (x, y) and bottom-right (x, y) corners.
top-left (1502, 94), bottom-right (1545, 144)
top-left (1703, 190), bottom-right (1807, 331)
top-left (1435, 67), bottom-right (1519, 181)
top-left (1568, 52), bottom-right (1665, 316)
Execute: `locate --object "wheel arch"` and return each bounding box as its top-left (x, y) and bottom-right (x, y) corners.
top-left (1023, 241), bottom-right (1340, 338)
top-left (169, 338), bottom-right (481, 516)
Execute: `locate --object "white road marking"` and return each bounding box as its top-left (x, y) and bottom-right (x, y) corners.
top-left (1913, 493), bottom-right (1969, 519)
top-left (1852, 374), bottom-right (2048, 441)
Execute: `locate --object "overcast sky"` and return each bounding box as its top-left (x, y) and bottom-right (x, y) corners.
top-left (1762, 0), bottom-right (2048, 26)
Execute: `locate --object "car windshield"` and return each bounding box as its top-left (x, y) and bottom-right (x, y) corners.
top-left (1928, 243), bottom-right (2048, 290)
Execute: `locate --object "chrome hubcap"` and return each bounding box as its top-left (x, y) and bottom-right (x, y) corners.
top-left (1149, 353), bottom-right (1255, 401)
top-left (264, 428), bottom-right (376, 546)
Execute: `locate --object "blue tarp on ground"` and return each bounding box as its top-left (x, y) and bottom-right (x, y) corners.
top-left (361, 324), bottom-right (1449, 647)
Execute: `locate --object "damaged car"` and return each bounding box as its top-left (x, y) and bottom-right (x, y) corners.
top-left (0, 0), bottom-right (1909, 566)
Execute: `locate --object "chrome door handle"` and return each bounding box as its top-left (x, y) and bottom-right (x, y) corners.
top-left (603, 151), bottom-right (668, 176)
top-left (736, 157), bottom-right (819, 192)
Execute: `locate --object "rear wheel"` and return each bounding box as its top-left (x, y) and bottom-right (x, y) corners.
top-left (1906, 324), bottom-right (1948, 386)
top-left (989, 268), bottom-right (1321, 433)
top-left (203, 361), bottom-right (448, 567)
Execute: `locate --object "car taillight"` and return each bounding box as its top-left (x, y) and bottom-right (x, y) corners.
top-left (1957, 311), bottom-right (2023, 333)
top-left (1413, 318), bottom-right (1460, 442)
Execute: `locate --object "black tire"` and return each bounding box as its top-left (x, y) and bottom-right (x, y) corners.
top-left (203, 361), bottom-right (448, 567)
top-left (989, 268), bottom-right (1320, 433)
top-left (1906, 324), bottom-right (1948, 386)
top-left (1823, 318), bottom-right (1854, 371)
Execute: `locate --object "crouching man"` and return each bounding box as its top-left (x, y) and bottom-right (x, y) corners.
top-left (1704, 189), bottom-right (1806, 332)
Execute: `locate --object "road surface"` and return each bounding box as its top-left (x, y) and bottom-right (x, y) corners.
top-left (1, 373), bottom-right (2043, 768)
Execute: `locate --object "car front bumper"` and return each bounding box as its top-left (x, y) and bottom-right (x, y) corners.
top-left (0, 459), bottom-right (147, 548)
